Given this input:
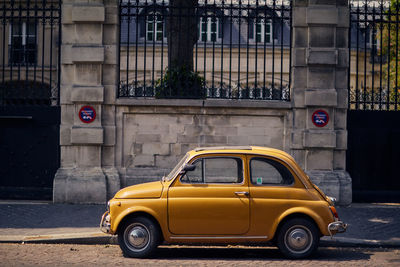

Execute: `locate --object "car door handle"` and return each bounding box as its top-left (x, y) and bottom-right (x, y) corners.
top-left (235, 191), bottom-right (249, 196)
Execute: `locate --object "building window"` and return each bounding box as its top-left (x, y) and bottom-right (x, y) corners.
top-left (146, 12), bottom-right (163, 41)
top-left (255, 18), bottom-right (272, 43)
top-left (9, 22), bottom-right (37, 65)
top-left (199, 15), bottom-right (218, 42)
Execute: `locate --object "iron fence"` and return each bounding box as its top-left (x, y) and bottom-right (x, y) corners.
top-left (349, 0), bottom-right (400, 111)
top-left (119, 0), bottom-right (292, 100)
top-left (0, 0), bottom-right (61, 106)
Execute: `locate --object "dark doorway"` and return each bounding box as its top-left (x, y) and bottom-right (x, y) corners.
top-left (347, 111), bottom-right (400, 203)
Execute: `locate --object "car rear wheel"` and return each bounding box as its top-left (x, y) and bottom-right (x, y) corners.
top-left (118, 216), bottom-right (160, 258)
top-left (276, 218), bottom-right (319, 259)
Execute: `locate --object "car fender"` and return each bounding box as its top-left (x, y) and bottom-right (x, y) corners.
top-left (272, 207), bottom-right (329, 237)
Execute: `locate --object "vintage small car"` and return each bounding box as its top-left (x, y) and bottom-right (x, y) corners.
top-left (100, 146), bottom-right (346, 259)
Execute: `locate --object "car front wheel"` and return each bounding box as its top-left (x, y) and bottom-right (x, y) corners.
top-left (276, 218), bottom-right (319, 259)
top-left (118, 216), bottom-right (160, 258)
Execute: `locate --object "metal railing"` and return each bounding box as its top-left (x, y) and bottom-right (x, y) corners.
top-left (0, 0), bottom-right (61, 106)
top-left (119, 0), bottom-right (292, 100)
top-left (349, 0), bottom-right (400, 111)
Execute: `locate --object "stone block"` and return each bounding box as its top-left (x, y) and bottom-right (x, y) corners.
top-left (142, 143), bottom-right (171, 156)
top-left (306, 149), bottom-right (333, 170)
top-left (307, 67), bottom-right (335, 89)
top-left (337, 49), bottom-right (349, 68)
top-left (61, 45), bottom-right (73, 64)
top-left (307, 6), bottom-right (338, 25)
top-left (307, 49), bottom-right (337, 65)
top-left (305, 89), bottom-right (337, 106)
top-left (61, 104), bottom-right (75, 125)
top-left (133, 155), bottom-right (155, 167)
top-left (102, 105), bottom-right (115, 126)
top-left (60, 146), bottom-right (75, 168)
top-left (74, 64), bottom-right (102, 86)
top-left (333, 150), bottom-right (346, 170)
top-left (71, 126), bottom-right (104, 144)
top-left (104, 45), bottom-right (117, 65)
top-left (292, 67), bottom-right (308, 89)
top-left (103, 64), bottom-right (118, 86)
top-left (290, 129), bottom-right (304, 149)
top-left (60, 126), bottom-right (71, 146)
top-left (103, 167), bottom-right (121, 200)
top-left (334, 108), bottom-right (347, 129)
top-left (335, 130), bottom-right (347, 149)
top-left (293, 0), bottom-right (308, 7)
top-left (309, 27), bottom-right (335, 48)
top-left (72, 5), bottom-right (105, 22)
top-left (104, 85), bottom-right (117, 104)
top-left (293, 109), bottom-right (307, 129)
top-left (293, 48), bottom-right (307, 67)
top-left (104, 25), bottom-right (118, 45)
top-left (71, 86), bottom-right (104, 102)
top-left (337, 6), bottom-right (350, 28)
top-left (105, 5), bottom-right (119, 25)
top-left (309, 0), bottom-right (339, 5)
top-left (62, 4), bottom-right (73, 24)
top-left (336, 28), bottom-right (348, 48)
top-left (335, 69), bottom-right (348, 91)
top-left (53, 167), bottom-right (107, 204)
top-left (61, 25), bottom-right (75, 45)
top-left (238, 127), bottom-right (265, 136)
top-left (293, 7), bottom-right (307, 27)
top-left (136, 134), bottom-right (161, 143)
top-left (201, 135), bottom-right (227, 144)
top-left (102, 146), bottom-right (116, 168)
top-left (214, 126), bottom-right (238, 136)
top-left (290, 149), bottom-right (306, 169)
top-left (75, 24), bottom-right (103, 44)
top-left (104, 126), bottom-right (116, 146)
top-left (71, 46), bottom-right (104, 63)
top-left (76, 146), bottom-right (101, 167)
top-left (304, 130), bottom-right (336, 148)
top-left (227, 136), bottom-right (250, 145)
top-left (293, 27), bottom-right (308, 48)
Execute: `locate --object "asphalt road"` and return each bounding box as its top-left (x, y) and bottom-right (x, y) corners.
top-left (1, 243), bottom-right (399, 266)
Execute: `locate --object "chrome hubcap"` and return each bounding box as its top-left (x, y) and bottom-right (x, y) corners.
top-left (284, 225), bottom-right (312, 254)
top-left (124, 223), bottom-right (150, 251)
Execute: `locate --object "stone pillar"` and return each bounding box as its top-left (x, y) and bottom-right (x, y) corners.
top-left (53, 0), bottom-right (120, 203)
top-left (291, 0), bottom-right (351, 205)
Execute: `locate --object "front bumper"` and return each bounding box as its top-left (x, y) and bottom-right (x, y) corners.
top-left (100, 211), bottom-right (111, 234)
top-left (328, 221), bottom-right (347, 237)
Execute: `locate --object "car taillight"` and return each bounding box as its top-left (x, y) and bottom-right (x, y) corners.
top-left (329, 206), bottom-right (339, 220)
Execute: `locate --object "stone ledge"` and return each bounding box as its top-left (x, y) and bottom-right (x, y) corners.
top-left (307, 6), bottom-right (338, 25)
top-left (307, 49), bottom-right (338, 65)
top-left (116, 98), bottom-right (292, 109)
top-left (72, 5), bottom-right (105, 23)
top-left (71, 127), bottom-right (104, 145)
top-left (71, 46), bottom-right (104, 63)
top-left (304, 130), bottom-right (336, 148)
top-left (71, 86), bottom-right (104, 103)
top-left (305, 89), bottom-right (337, 107)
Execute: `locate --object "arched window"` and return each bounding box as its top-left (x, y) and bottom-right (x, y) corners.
top-left (255, 18), bottom-right (272, 44)
top-left (199, 14), bottom-right (218, 42)
top-left (146, 12), bottom-right (163, 41)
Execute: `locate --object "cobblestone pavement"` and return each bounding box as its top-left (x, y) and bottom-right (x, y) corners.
top-left (0, 243), bottom-right (399, 267)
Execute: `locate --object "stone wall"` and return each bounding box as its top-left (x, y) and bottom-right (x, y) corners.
top-left (54, 0), bottom-right (352, 205)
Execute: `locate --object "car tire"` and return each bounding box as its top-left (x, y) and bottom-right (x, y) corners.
top-left (276, 218), bottom-right (319, 259)
top-left (118, 216), bottom-right (160, 258)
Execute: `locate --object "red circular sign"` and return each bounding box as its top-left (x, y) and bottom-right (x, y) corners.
top-left (79, 106), bottom-right (96, 123)
top-left (312, 109), bottom-right (329, 127)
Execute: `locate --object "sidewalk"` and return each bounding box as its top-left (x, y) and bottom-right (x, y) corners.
top-left (0, 201), bottom-right (399, 247)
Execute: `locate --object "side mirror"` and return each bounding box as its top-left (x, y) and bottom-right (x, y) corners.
top-left (179, 164), bottom-right (196, 174)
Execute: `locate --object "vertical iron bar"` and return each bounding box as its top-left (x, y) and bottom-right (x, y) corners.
top-left (41, 0), bottom-right (46, 87)
top-left (272, 0), bottom-right (276, 97)
top-left (395, 1), bottom-right (399, 111)
top-left (160, 0), bottom-right (165, 86)
top-left (126, 0), bottom-right (131, 96)
top-left (151, 0), bottom-right (156, 94)
top-left (57, 0), bottom-right (61, 105)
top-left (143, 0), bottom-right (148, 96)
top-left (280, 0), bottom-right (284, 97)
top-left (203, 0), bottom-right (208, 94)
top-left (49, 1), bottom-right (54, 100)
top-left (288, 0), bottom-right (292, 100)
top-left (34, 0), bottom-right (38, 85)
top-left (220, 0), bottom-right (225, 98)
top-left (237, 0), bottom-right (241, 98)
top-left (371, 4), bottom-right (375, 110)
top-left (1, 0), bottom-right (5, 105)
top-left (363, 2), bottom-right (367, 110)
top-left (228, 0), bottom-right (232, 97)
top-left (245, 0), bottom-right (250, 98)
top-left (387, 2), bottom-right (391, 110)
top-left (9, 0), bottom-right (14, 84)
top-left (263, 0), bottom-right (267, 98)
top-left (379, 0), bottom-right (383, 110)
top-left (26, 0), bottom-right (30, 84)
top-left (211, 0), bottom-right (216, 97)
top-left (17, 0), bottom-right (21, 82)
top-left (348, 2), bottom-right (352, 109)
top-left (355, 2), bottom-right (360, 110)
top-left (254, 1), bottom-right (258, 98)
top-left (195, 0), bottom-right (198, 74)
top-left (134, 0), bottom-right (139, 94)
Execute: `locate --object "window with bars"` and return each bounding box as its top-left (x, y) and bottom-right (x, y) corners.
top-left (146, 12), bottom-right (163, 42)
top-left (255, 18), bottom-right (272, 43)
top-left (199, 15), bottom-right (218, 42)
top-left (8, 22), bottom-right (37, 66)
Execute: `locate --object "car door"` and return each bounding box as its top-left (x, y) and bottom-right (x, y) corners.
top-left (168, 154), bottom-right (250, 235)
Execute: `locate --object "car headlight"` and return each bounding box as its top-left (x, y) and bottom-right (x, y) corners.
top-left (327, 196), bottom-right (337, 204)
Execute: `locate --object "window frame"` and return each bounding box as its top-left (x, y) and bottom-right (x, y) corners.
top-left (180, 156), bottom-right (244, 185)
top-left (249, 156), bottom-right (294, 186)
top-left (199, 13), bottom-right (219, 43)
top-left (8, 21), bottom-right (37, 66)
top-left (255, 17), bottom-right (273, 44)
top-left (145, 11), bottom-right (164, 42)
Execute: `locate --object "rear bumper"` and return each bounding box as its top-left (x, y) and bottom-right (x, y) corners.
top-left (328, 221), bottom-right (347, 237)
top-left (100, 211), bottom-right (111, 234)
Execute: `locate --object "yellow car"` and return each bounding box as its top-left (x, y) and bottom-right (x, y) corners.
top-left (100, 146), bottom-right (346, 259)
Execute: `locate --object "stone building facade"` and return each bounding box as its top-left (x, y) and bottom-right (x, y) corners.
top-left (50, 0), bottom-right (352, 205)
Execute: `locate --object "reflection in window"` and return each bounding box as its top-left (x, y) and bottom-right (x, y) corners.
top-left (146, 12), bottom-right (163, 41)
top-left (255, 18), bottom-right (272, 43)
top-left (181, 157), bottom-right (242, 184)
top-left (199, 15), bottom-right (218, 42)
top-left (9, 22), bottom-right (37, 65)
top-left (250, 157), bottom-right (293, 185)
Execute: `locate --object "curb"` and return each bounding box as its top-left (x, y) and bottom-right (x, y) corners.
top-left (2, 234), bottom-right (400, 248)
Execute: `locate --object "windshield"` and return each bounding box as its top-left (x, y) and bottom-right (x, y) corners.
top-left (165, 153), bottom-right (190, 181)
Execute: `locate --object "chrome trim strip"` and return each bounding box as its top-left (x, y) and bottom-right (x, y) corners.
top-left (170, 236), bottom-right (268, 240)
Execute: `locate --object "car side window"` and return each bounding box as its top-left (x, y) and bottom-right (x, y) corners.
top-left (250, 157), bottom-right (294, 185)
top-left (181, 157), bottom-right (243, 184)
